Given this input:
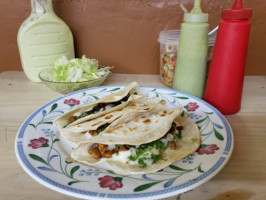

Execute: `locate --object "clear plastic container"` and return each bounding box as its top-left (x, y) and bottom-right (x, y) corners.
top-left (158, 30), bottom-right (216, 87)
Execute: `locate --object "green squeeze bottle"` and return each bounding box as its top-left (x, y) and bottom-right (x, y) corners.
top-left (172, 0), bottom-right (209, 98)
top-left (18, 0), bottom-right (75, 82)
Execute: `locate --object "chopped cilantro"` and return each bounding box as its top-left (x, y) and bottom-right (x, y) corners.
top-left (177, 130), bottom-right (182, 139)
top-left (80, 112), bottom-right (89, 118)
top-left (128, 139), bottom-right (167, 168)
top-left (173, 134), bottom-right (178, 141)
top-left (99, 123), bottom-right (110, 132)
top-left (154, 140), bottom-right (165, 153)
top-left (92, 123), bottom-right (111, 136)
top-left (151, 154), bottom-right (162, 162)
top-left (129, 147), bottom-right (146, 161)
top-left (138, 158), bottom-right (147, 168)
top-left (192, 138), bottom-right (198, 143)
top-left (129, 155), bottom-right (136, 161)
top-left (92, 132), bottom-right (98, 136)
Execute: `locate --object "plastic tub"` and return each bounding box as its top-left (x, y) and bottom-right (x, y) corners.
top-left (158, 30), bottom-right (216, 87)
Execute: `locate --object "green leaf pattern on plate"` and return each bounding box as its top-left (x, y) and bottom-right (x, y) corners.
top-left (29, 103), bottom-right (65, 129)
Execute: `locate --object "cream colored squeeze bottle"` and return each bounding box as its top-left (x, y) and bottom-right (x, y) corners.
top-left (17, 0), bottom-right (75, 82)
top-left (172, 0), bottom-right (209, 98)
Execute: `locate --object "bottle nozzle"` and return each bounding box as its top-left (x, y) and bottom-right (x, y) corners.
top-left (222, 0), bottom-right (252, 20)
top-left (191, 0), bottom-right (203, 14)
top-left (232, 0), bottom-right (244, 10)
top-left (194, 0), bottom-right (201, 9)
top-left (183, 0), bottom-right (208, 22)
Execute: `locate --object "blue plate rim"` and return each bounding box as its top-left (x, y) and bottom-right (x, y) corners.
top-left (15, 84), bottom-right (234, 199)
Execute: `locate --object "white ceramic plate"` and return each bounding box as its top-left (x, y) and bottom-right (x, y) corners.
top-left (15, 85), bottom-right (233, 200)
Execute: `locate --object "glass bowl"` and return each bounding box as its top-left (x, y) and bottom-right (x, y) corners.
top-left (39, 68), bottom-right (110, 94)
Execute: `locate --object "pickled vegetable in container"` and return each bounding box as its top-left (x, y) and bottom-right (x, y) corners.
top-left (158, 30), bottom-right (180, 87)
top-left (172, 0), bottom-right (209, 98)
top-left (17, 0), bottom-right (75, 82)
top-left (158, 30), bottom-right (216, 87)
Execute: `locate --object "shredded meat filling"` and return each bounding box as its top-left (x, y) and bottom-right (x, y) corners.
top-left (176, 126), bottom-right (184, 131)
top-left (168, 123), bottom-right (177, 134)
top-left (88, 144), bottom-right (132, 160)
top-left (68, 116), bottom-right (77, 123)
top-left (167, 141), bottom-right (177, 150)
top-left (88, 123), bottom-right (181, 160)
top-left (162, 123), bottom-right (176, 138)
top-left (67, 94), bottom-right (130, 125)
top-left (88, 144), bottom-right (101, 160)
top-left (88, 129), bottom-right (98, 135)
top-left (115, 145), bottom-right (131, 152)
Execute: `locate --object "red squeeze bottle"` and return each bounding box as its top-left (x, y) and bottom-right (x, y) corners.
top-left (203, 0), bottom-right (252, 115)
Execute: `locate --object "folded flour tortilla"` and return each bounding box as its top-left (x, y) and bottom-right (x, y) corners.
top-left (87, 104), bottom-right (182, 145)
top-left (60, 97), bottom-right (161, 143)
top-left (71, 112), bottom-right (201, 175)
top-left (54, 82), bottom-right (140, 130)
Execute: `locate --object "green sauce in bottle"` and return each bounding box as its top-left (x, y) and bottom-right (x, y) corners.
top-left (172, 0), bottom-right (209, 98)
top-left (17, 0), bottom-right (75, 82)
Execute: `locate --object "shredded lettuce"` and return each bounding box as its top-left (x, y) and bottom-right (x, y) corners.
top-left (51, 55), bottom-right (111, 82)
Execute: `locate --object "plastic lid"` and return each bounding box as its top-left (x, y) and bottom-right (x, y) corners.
top-left (158, 30), bottom-right (181, 44)
top-left (184, 0), bottom-right (208, 23)
top-left (158, 29), bottom-right (216, 46)
top-left (222, 0), bottom-right (252, 20)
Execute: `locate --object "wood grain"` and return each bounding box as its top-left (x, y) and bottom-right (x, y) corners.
top-left (0, 71), bottom-right (266, 200)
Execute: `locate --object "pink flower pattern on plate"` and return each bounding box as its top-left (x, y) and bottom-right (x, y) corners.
top-left (64, 98), bottom-right (80, 107)
top-left (98, 175), bottom-right (123, 190)
top-left (185, 102), bottom-right (199, 112)
top-left (197, 144), bottom-right (219, 155)
top-left (28, 137), bottom-right (49, 149)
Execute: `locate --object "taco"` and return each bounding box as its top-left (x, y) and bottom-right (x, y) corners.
top-left (59, 97), bottom-right (162, 143)
top-left (71, 112), bottom-right (201, 175)
top-left (54, 82), bottom-right (140, 130)
top-left (86, 104), bottom-right (182, 145)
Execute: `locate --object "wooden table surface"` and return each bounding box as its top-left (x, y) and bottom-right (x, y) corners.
top-left (1, 71), bottom-right (266, 200)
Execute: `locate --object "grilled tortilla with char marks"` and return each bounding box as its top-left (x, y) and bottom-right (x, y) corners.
top-left (54, 82), bottom-right (141, 130)
top-left (60, 97), bottom-right (161, 143)
top-left (71, 112), bottom-right (201, 175)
